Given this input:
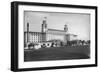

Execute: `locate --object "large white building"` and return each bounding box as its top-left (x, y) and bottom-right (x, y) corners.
top-left (24, 17), bottom-right (77, 45)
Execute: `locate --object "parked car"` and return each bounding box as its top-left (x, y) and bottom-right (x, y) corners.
top-left (34, 44), bottom-right (41, 50)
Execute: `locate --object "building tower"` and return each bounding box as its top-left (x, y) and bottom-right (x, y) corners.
top-left (27, 23), bottom-right (29, 43)
top-left (64, 24), bottom-right (68, 34)
top-left (41, 17), bottom-right (48, 42)
top-left (64, 24), bottom-right (68, 43)
top-left (41, 17), bottom-right (48, 33)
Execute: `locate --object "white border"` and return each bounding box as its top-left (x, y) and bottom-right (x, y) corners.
top-left (18, 5), bottom-right (95, 68)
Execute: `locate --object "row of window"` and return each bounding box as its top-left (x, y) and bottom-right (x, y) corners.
top-left (25, 32), bottom-right (66, 43)
top-left (47, 32), bottom-right (65, 35)
top-left (47, 34), bottom-right (65, 41)
top-left (29, 39), bottom-right (41, 42)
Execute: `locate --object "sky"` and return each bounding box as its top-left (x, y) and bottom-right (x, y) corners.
top-left (24, 11), bottom-right (90, 41)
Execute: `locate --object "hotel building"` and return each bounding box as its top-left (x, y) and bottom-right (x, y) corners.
top-left (24, 17), bottom-right (77, 45)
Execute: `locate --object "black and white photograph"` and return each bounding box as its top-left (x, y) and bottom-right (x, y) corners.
top-left (11, 1), bottom-right (97, 71)
top-left (24, 11), bottom-right (90, 62)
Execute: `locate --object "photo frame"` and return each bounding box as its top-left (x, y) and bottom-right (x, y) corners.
top-left (11, 1), bottom-right (97, 72)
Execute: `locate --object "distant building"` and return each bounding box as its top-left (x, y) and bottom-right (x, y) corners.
top-left (24, 17), bottom-right (77, 45)
top-left (66, 34), bottom-right (77, 41)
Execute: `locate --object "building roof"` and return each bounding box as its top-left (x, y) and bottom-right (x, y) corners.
top-left (24, 31), bottom-right (41, 34)
top-left (48, 29), bottom-right (65, 32)
top-left (66, 33), bottom-right (77, 36)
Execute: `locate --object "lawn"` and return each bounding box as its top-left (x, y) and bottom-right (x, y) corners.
top-left (24, 45), bottom-right (90, 62)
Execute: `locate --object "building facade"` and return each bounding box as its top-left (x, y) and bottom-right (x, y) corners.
top-left (24, 17), bottom-right (77, 45)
